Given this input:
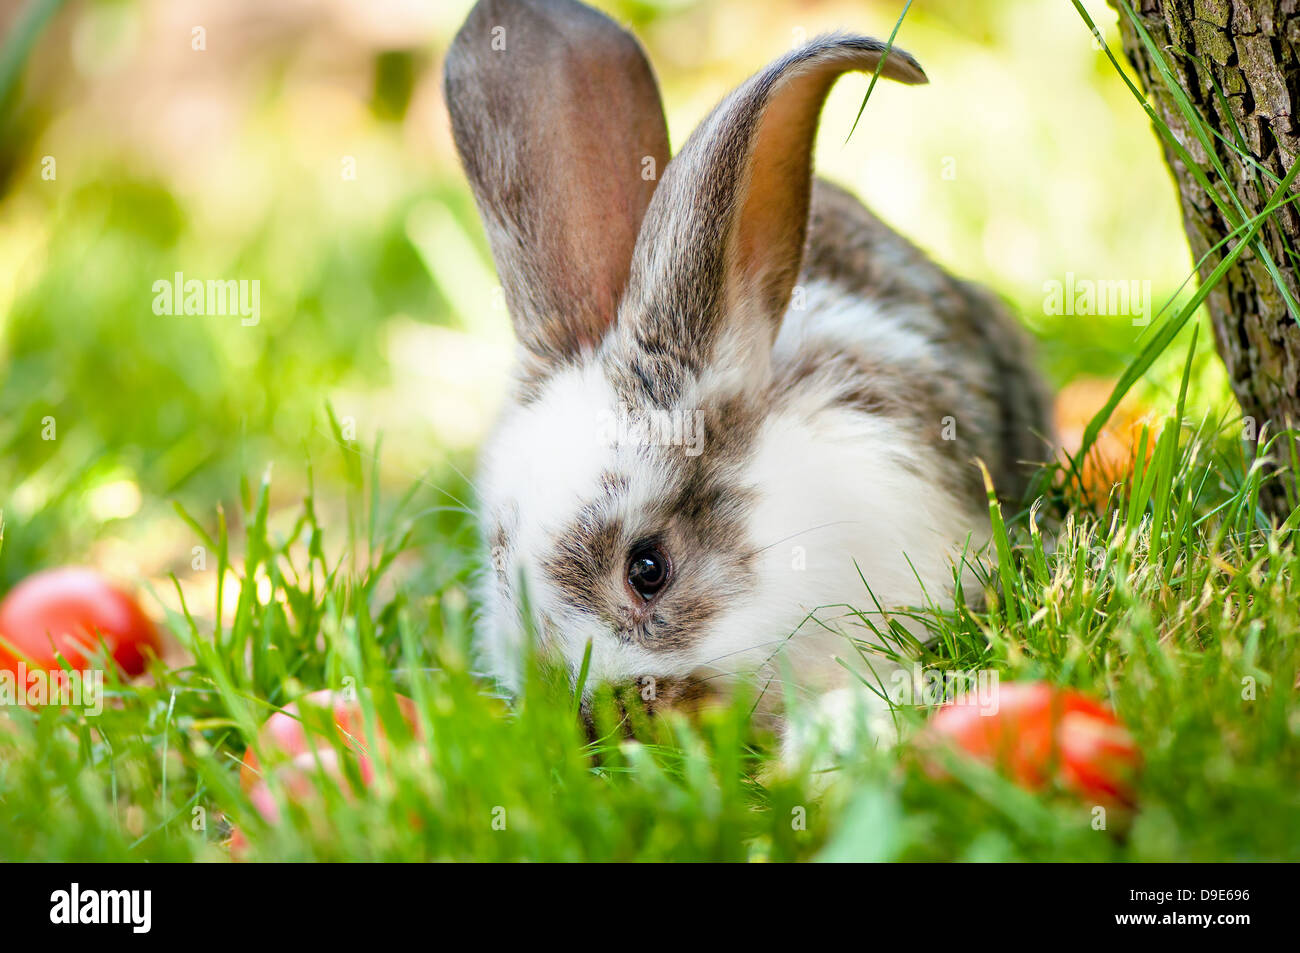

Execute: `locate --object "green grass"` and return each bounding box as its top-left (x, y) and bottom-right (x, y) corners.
top-left (1, 388), bottom-right (1298, 862)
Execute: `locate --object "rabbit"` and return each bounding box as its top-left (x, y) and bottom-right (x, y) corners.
top-left (443, 0), bottom-right (1051, 758)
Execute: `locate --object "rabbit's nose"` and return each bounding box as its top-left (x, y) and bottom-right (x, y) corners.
top-left (612, 674), bottom-right (732, 724)
top-left (636, 674), bottom-right (717, 715)
top-left (577, 674), bottom-right (725, 741)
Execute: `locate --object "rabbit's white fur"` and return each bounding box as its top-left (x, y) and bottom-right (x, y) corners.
top-left (445, 1), bottom-right (1048, 760)
top-left (477, 278), bottom-right (986, 714)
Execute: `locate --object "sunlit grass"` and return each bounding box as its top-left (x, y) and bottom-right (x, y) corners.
top-left (2, 387), bottom-right (1298, 861)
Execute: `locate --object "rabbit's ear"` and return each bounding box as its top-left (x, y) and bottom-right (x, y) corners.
top-left (624, 36), bottom-right (926, 369)
top-left (444, 0), bottom-right (670, 374)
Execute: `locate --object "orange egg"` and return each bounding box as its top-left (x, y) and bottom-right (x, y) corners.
top-left (1053, 378), bottom-right (1156, 505)
top-left (919, 681), bottom-right (1141, 808)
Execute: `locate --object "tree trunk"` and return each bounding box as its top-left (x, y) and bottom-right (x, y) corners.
top-left (1112, 0), bottom-right (1300, 515)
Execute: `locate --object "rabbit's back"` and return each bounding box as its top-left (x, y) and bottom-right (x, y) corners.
top-left (772, 179), bottom-right (1051, 508)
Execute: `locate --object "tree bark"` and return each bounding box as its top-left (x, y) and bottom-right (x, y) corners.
top-left (1112, 0), bottom-right (1300, 514)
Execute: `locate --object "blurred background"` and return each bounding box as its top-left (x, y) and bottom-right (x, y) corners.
top-left (0, 0), bottom-right (1227, 609)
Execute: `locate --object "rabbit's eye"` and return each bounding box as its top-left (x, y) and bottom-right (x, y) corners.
top-left (626, 544), bottom-right (671, 601)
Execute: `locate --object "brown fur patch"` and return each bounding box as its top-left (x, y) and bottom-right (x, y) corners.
top-left (540, 398), bottom-right (763, 653)
top-left (799, 179), bottom-right (1052, 506)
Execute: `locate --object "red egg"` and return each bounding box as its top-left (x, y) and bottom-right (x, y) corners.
top-left (239, 689), bottom-right (421, 792)
top-left (249, 749), bottom-right (349, 816)
top-left (228, 753), bottom-right (347, 860)
top-left (0, 567), bottom-right (161, 676)
top-left (229, 690), bottom-right (421, 857)
top-left (921, 680), bottom-right (1140, 807)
